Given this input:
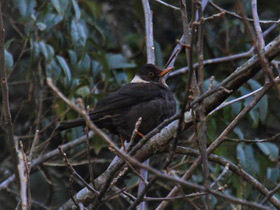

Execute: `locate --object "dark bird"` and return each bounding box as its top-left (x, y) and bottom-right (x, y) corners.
top-left (57, 64), bottom-right (176, 145)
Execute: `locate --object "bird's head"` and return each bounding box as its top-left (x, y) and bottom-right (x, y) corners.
top-left (132, 64), bottom-right (173, 83)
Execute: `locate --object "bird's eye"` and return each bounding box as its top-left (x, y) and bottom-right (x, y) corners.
top-left (148, 72), bottom-right (154, 77)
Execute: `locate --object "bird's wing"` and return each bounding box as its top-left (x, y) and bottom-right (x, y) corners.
top-left (91, 83), bottom-right (162, 114)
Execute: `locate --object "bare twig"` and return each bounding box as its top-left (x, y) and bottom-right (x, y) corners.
top-left (261, 184), bottom-right (280, 204)
top-left (208, 86), bottom-right (263, 115)
top-left (210, 163), bottom-right (230, 189)
top-left (210, 1), bottom-right (280, 24)
top-left (59, 34), bottom-right (280, 209)
top-left (139, 1), bottom-right (156, 208)
top-left (238, 1), bottom-right (280, 97)
top-left (0, 1), bottom-right (21, 190)
top-left (19, 140), bottom-right (29, 210)
top-left (58, 146), bottom-right (99, 195)
top-left (0, 132), bottom-right (94, 191)
top-left (154, 0), bottom-right (180, 10)
top-left (156, 79), bottom-right (276, 209)
top-left (224, 133), bottom-right (280, 143)
top-left (173, 146), bottom-right (280, 208)
top-left (127, 117), bottom-right (142, 152)
top-left (169, 50), bottom-right (253, 77)
top-left (142, 0), bottom-right (155, 64)
top-left (252, 0), bottom-right (265, 49)
top-left (195, 2), bottom-right (211, 209)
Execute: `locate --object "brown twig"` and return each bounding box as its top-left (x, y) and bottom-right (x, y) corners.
top-left (85, 106), bottom-right (95, 189)
top-left (142, 0), bottom-right (155, 64)
top-left (58, 146), bottom-right (99, 195)
top-left (127, 117), bottom-right (142, 152)
top-left (59, 33), bottom-right (280, 209)
top-left (156, 79), bottom-right (276, 209)
top-left (252, 0), bottom-right (265, 49)
top-left (195, 2), bottom-right (211, 209)
top-left (139, 1), bottom-right (156, 208)
top-left (238, 1), bottom-right (280, 98)
top-left (173, 146), bottom-right (279, 208)
top-left (169, 50), bottom-right (253, 77)
top-left (18, 140), bottom-right (29, 210)
top-left (210, 1), bottom-right (280, 24)
top-left (0, 1), bottom-right (21, 190)
top-left (224, 133), bottom-right (280, 143)
top-left (154, 0), bottom-right (180, 10)
top-left (0, 132), bottom-right (94, 190)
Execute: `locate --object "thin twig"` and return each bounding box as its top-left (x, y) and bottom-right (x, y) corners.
top-left (173, 146), bottom-right (279, 208)
top-left (238, 1), bottom-right (280, 97)
top-left (142, 0), bottom-right (155, 64)
top-left (210, 163), bottom-right (230, 189)
top-left (0, 1), bottom-right (21, 189)
top-left (252, 0), bottom-right (265, 49)
top-left (156, 79), bottom-right (276, 210)
top-left (195, 1), bottom-right (211, 209)
top-left (225, 133), bottom-right (280, 143)
top-left (19, 140), bottom-right (29, 210)
top-left (210, 1), bottom-right (280, 24)
top-left (58, 146), bottom-right (99, 195)
top-left (154, 0), bottom-right (180, 10)
top-left (208, 86), bottom-right (263, 115)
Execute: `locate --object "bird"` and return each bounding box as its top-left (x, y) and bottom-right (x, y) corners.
top-left (57, 64), bottom-right (176, 148)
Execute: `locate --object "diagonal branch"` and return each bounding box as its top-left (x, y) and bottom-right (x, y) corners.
top-left (58, 28), bottom-right (280, 210)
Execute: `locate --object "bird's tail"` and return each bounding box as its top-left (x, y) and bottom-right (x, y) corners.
top-left (56, 118), bottom-right (86, 132)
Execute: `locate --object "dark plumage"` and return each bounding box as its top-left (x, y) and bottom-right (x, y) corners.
top-left (57, 64), bottom-right (176, 140)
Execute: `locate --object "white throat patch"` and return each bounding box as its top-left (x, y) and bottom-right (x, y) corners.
top-left (131, 75), bottom-right (149, 83)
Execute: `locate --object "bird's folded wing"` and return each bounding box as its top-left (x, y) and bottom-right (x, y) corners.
top-left (92, 83), bottom-right (162, 114)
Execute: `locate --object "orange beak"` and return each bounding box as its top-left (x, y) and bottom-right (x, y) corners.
top-left (158, 67), bottom-right (174, 77)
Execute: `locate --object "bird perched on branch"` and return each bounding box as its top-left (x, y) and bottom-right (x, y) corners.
top-left (57, 64), bottom-right (176, 147)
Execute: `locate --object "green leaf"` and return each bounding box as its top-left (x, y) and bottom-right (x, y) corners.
top-left (44, 13), bottom-right (63, 29)
top-left (51, 0), bottom-right (69, 16)
top-left (68, 50), bottom-right (78, 66)
top-left (248, 79), bottom-right (268, 123)
top-left (36, 22), bottom-right (47, 31)
top-left (71, 19), bottom-right (87, 47)
top-left (4, 38), bottom-right (14, 49)
top-left (56, 55), bottom-right (72, 84)
top-left (81, 1), bottom-right (101, 18)
top-left (92, 60), bottom-right (103, 76)
top-left (46, 59), bottom-right (61, 80)
top-left (258, 94), bottom-right (268, 123)
top-left (39, 41), bottom-right (48, 60)
top-left (233, 126), bottom-right (244, 139)
top-left (114, 71), bottom-right (128, 85)
top-left (13, 0), bottom-right (36, 19)
top-left (39, 41), bottom-right (54, 61)
top-left (206, 118), bottom-right (218, 141)
top-left (92, 135), bottom-right (107, 155)
top-left (257, 142), bottom-right (279, 162)
top-left (266, 167), bottom-right (279, 183)
top-left (76, 86), bottom-right (90, 97)
top-left (237, 143), bottom-right (259, 176)
top-left (249, 108), bottom-right (259, 128)
top-left (5, 50), bottom-right (14, 72)
top-left (46, 44), bottom-right (55, 60)
top-left (155, 41), bottom-right (163, 68)
top-left (31, 40), bottom-right (40, 59)
top-left (106, 53), bottom-right (136, 69)
top-left (71, 0), bottom-right (81, 20)
top-left (77, 54), bottom-right (91, 73)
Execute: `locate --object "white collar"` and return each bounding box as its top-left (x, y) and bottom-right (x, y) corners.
top-left (130, 75), bottom-right (149, 83)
